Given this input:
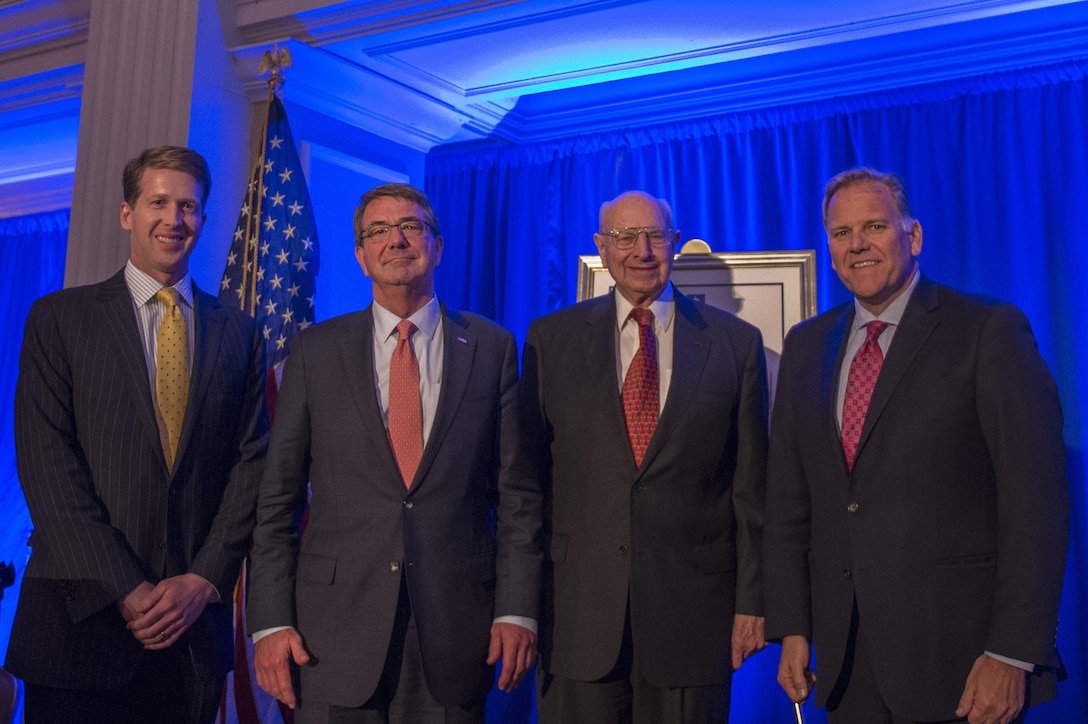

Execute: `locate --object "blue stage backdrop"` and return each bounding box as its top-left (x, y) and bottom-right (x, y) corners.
top-left (1, 58), bottom-right (1086, 723)
top-left (426, 57), bottom-right (1088, 723)
top-left (0, 211), bottom-right (68, 665)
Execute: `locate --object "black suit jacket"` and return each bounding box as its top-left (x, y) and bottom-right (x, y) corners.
top-left (521, 288), bottom-right (768, 687)
top-left (7, 268), bottom-right (269, 688)
top-left (764, 276), bottom-right (1069, 720)
top-left (246, 302), bottom-right (541, 708)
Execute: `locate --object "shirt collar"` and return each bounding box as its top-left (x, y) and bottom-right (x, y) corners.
top-left (852, 268), bottom-right (920, 330)
top-left (124, 260), bottom-right (194, 309)
top-left (372, 295), bottom-right (441, 343)
top-left (614, 282), bottom-right (675, 332)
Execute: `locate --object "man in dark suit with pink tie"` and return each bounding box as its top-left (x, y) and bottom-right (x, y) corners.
top-left (8, 146), bottom-right (270, 723)
top-left (764, 167), bottom-right (1069, 723)
top-left (246, 183), bottom-right (540, 724)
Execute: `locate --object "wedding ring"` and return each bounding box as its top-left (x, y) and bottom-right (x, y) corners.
top-left (159, 631), bottom-right (167, 642)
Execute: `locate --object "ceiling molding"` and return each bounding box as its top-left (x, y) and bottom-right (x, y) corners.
top-left (233, 40), bottom-right (488, 152)
top-left (488, 12), bottom-right (1088, 142)
top-left (0, 171), bottom-right (74, 219)
top-left (0, 64), bottom-right (83, 119)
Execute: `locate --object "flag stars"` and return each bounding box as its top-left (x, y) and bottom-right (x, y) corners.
top-left (276, 249), bottom-right (290, 264)
top-left (264, 299), bottom-right (278, 315)
top-left (260, 241), bottom-right (271, 256)
top-left (288, 201), bottom-right (304, 216)
top-left (279, 168), bottom-right (294, 183)
top-left (269, 136), bottom-right (284, 150)
top-left (270, 192), bottom-right (286, 207)
top-left (270, 274), bottom-right (283, 290)
top-left (276, 334), bottom-right (287, 350)
top-left (233, 228), bottom-right (244, 242)
top-left (302, 237), bottom-right (314, 252)
top-left (287, 283), bottom-right (300, 298)
top-left (220, 277), bottom-right (230, 291)
top-left (282, 308), bottom-right (294, 324)
top-left (264, 159), bottom-right (274, 174)
top-left (264, 216), bottom-right (277, 231)
top-left (263, 326), bottom-right (272, 340)
top-left (294, 258), bottom-right (309, 272)
top-left (284, 224), bottom-right (297, 240)
top-left (227, 251), bottom-right (238, 266)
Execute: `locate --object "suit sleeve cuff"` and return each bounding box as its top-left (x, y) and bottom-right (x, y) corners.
top-left (493, 615), bottom-right (537, 634)
top-left (985, 651), bottom-right (1035, 672)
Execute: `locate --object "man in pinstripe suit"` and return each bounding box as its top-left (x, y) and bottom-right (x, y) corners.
top-left (6, 146), bottom-right (269, 724)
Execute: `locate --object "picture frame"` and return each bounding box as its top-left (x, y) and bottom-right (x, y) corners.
top-left (577, 243), bottom-right (818, 397)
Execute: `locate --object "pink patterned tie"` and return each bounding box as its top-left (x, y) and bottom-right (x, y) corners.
top-left (622, 308), bottom-right (659, 466)
top-left (389, 320), bottom-right (423, 488)
top-left (841, 321), bottom-right (888, 471)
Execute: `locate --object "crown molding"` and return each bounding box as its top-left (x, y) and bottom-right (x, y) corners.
top-left (0, 170), bottom-right (74, 219)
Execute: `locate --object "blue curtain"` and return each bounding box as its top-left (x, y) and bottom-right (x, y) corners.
top-left (427, 58), bottom-right (1088, 723)
top-left (0, 211), bottom-right (68, 667)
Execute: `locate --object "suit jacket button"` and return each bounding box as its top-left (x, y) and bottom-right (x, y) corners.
top-left (843, 569), bottom-right (852, 579)
top-left (390, 562), bottom-right (400, 572)
top-left (404, 501), bottom-right (414, 509)
top-left (618, 545), bottom-right (629, 554)
top-left (846, 502), bottom-right (859, 513)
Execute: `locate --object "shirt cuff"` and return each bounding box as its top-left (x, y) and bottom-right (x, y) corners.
top-left (493, 615), bottom-right (537, 634)
top-left (252, 625), bottom-right (294, 643)
top-left (985, 651), bottom-right (1035, 672)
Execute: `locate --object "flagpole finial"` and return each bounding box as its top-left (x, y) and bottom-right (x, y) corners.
top-left (259, 44), bottom-right (293, 98)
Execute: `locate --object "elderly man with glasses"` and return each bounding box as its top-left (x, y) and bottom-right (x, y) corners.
top-left (520, 190), bottom-right (770, 724)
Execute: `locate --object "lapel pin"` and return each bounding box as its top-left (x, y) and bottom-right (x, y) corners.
top-left (457, 336), bottom-right (468, 345)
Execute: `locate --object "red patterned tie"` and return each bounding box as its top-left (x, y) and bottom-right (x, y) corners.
top-left (622, 308), bottom-right (659, 466)
top-left (389, 320), bottom-right (423, 488)
top-left (841, 321), bottom-right (888, 471)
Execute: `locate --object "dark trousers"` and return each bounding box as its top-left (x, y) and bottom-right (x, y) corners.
top-left (296, 577), bottom-right (485, 724)
top-left (24, 644), bottom-right (222, 724)
top-left (537, 603), bottom-right (731, 724)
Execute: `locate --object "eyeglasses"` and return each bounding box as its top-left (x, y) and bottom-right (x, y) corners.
top-left (363, 220), bottom-right (431, 243)
top-left (606, 226), bottom-right (673, 249)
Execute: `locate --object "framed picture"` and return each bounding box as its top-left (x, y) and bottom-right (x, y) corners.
top-left (577, 243), bottom-right (818, 399)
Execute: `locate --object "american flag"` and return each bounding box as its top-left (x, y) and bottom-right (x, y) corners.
top-left (219, 95), bottom-right (318, 369)
top-left (217, 93), bottom-right (317, 724)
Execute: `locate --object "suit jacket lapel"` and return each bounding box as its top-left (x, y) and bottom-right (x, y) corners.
top-left (412, 304), bottom-right (475, 490)
top-left (639, 291), bottom-right (709, 471)
top-left (96, 270), bottom-right (166, 469)
top-left (854, 277), bottom-right (940, 467)
top-left (174, 286), bottom-right (224, 473)
top-left (823, 306), bottom-right (854, 473)
top-left (582, 295), bottom-right (635, 467)
top-left (337, 308), bottom-right (398, 476)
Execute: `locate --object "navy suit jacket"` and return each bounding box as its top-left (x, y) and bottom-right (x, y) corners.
top-left (246, 302), bottom-right (541, 708)
top-left (764, 276), bottom-right (1069, 720)
top-left (521, 288), bottom-right (768, 687)
top-left (7, 268), bottom-right (269, 688)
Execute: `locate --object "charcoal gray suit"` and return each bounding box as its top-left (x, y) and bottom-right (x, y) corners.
top-left (246, 302), bottom-right (540, 709)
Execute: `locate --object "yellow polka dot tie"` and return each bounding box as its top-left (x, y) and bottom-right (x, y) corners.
top-left (155, 287), bottom-right (190, 470)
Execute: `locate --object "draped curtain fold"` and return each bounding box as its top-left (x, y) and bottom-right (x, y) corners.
top-left (427, 58), bottom-right (1088, 723)
top-left (0, 210), bottom-right (68, 663)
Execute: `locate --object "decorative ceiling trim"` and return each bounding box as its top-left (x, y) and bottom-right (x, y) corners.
top-left (233, 40), bottom-right (487, 152)
top-left (488, 18), bottom-right (1088, 142)
top-left (0, 65), bottom-right (83, 118)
